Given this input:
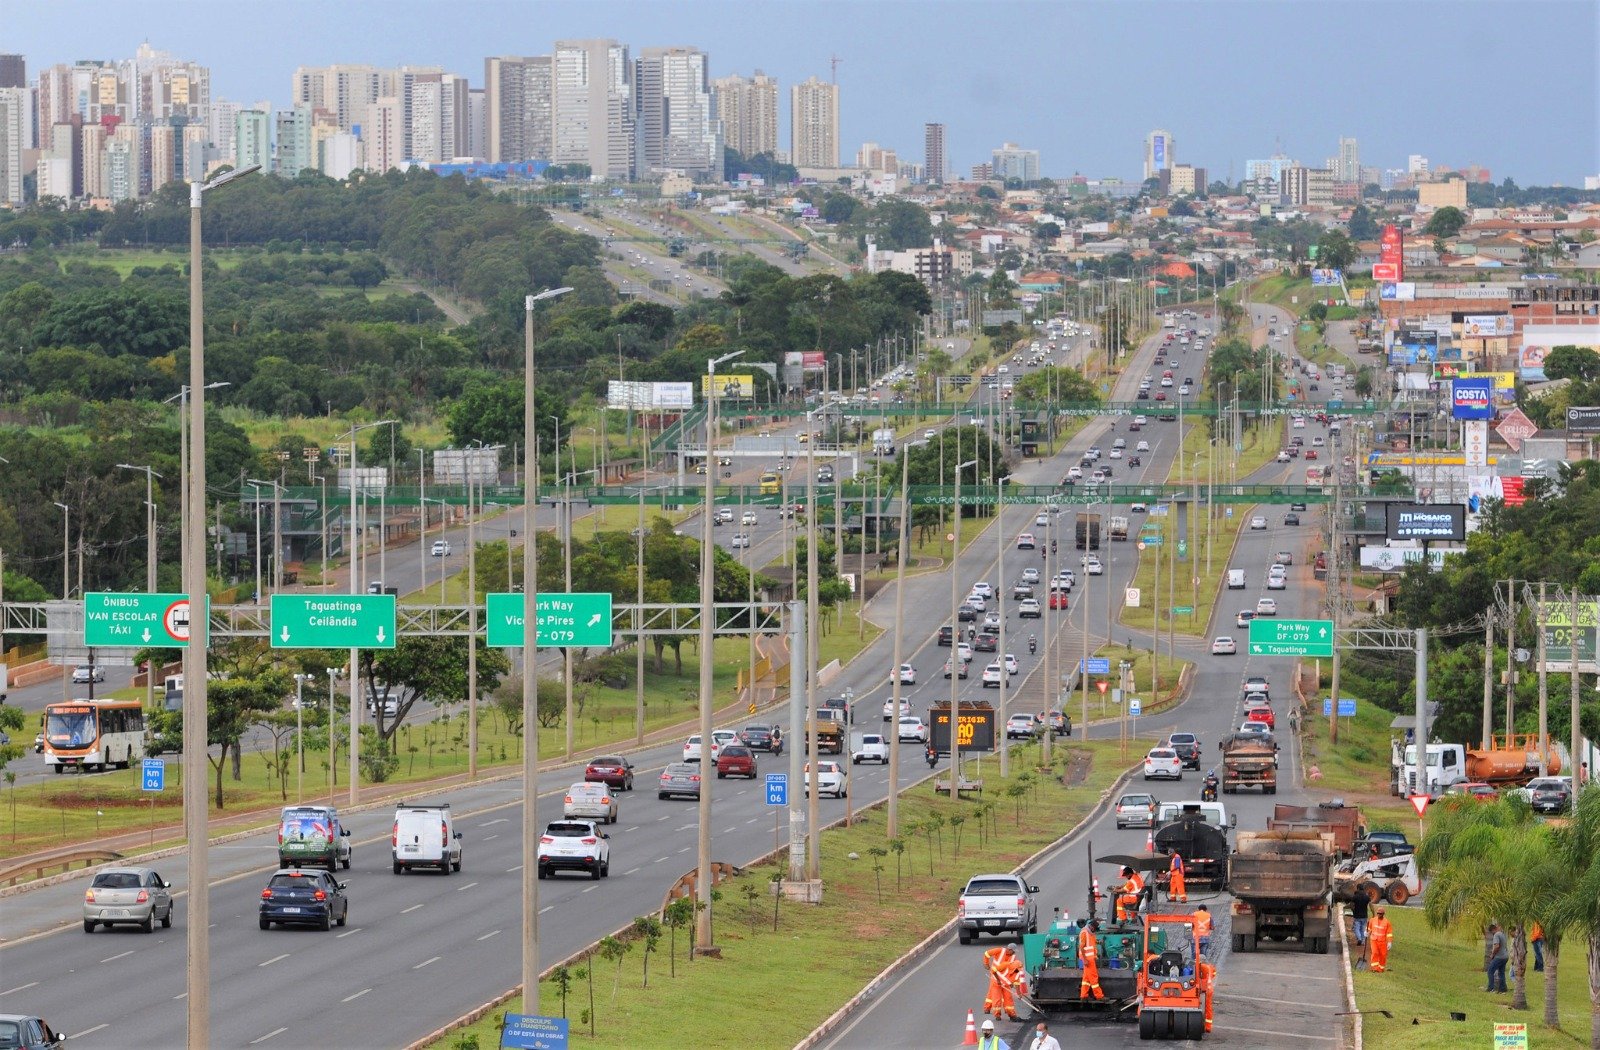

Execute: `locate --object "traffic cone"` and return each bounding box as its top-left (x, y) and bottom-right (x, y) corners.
top-left (963, 1008), bottom-right (979, 1046)
top-left (1145, 830), bottom-right (1155, 853)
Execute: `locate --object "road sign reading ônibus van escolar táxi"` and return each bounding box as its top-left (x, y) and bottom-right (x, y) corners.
top-left (485, 592), bottom-right (614, 648)
top-left (84, 592), bottom-right (208, 647)
top-left (269, 595), bottom-right (396, 649)
top-left (1248, 617), bottom-right (1335, 657)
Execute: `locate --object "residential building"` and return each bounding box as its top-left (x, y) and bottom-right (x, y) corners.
top-left (80, 122), bottom-right (107, 198)
top-left (38, 121), bottom-right (80, 199)
top-left (0, 54), bottom-right (24, 90)
top-left (1168, 163), bottom-right (1206, 196)
top-left (368, 96), bottom-right (404, 172)
top-left (1144, 129), bottom-right (1174, 181)
top-left (148, 122), bottom-right (178, 193)
top-left (924, 122), bottom-right (946, 183)
top-left (1417, 177), bottom-right (1468, 210)
top-left (711, 70), bottom-right (778, 159)
top-left (992, 141), bottom-right (1040, 184)
top-left (439, 73), bottom-right (471, 159)
top-left (234, 108), bottom-right (270, 170)
top-left (466, 88), bottom-right (486, 159)
top-left (970, 162), bottom-right (994, 181)
top-left (1245, 154), bottom-right (1295, 185)
top-left (181, 123), bottom-right (208, 182)
top-left (105, 129), bottom-right (137, 202)
top-left (1408, 154), bottom-right (1429, 174)
top-left (321, 132), bottom-right (363, 179)
top-left (484, 56), bottom-right (551, 163)
top-left (209, 98), bottom-right (240, 164)
top-left (1336, 136), bottom-right (1359, 183)
top-left (856, 141), bottom-right (898, 174)
top-left (290, 64), bottom-right (386, 135)
top-left (864, 237), bottom-right (972, 285)
top-left (0, 86), bottom-right (27, 203)
top-left (1280, 165), bottom-right (1333, 207)
top-left (790, 76), bottom-right (839, 168)
top-left (635, 46), bottom-right (720, 181)
top-left (274, 105), bottom-right (314, 176)
top-left (553, 39), bottom-right (634, 179)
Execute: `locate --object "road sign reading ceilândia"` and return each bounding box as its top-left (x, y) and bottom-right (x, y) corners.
top-left (85, 592), bottom-right (208, 647)
top-left (485, 592), bottom-right (615, 648)
top-left (1248, 617), bottom-right (1335, 657)
top-left (269, 594), bottom-right (396, 649)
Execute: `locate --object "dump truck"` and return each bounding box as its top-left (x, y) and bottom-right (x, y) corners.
top-left (1108, 516), bottom-right (1130, 542)
top-left (803, 720), bottom-right (844, 755)
top-left (1227, 830), bottom-right (1335, 954)
top-left (1218, 733), bottom-right (1278, 794)
top-left (1076, 512), bottom-right (1102, 550)
top-left (1152, 802), bottom-right (1233, 890)
top-left (1268, 801), bottom-right (1366, 857)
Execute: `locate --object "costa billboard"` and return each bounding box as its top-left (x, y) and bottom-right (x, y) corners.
top-left (1450, 377), bottom-right (1495, 419)
top-left (1385, 503), bottom-right (1467, 542)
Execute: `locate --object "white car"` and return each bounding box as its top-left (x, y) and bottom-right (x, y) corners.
top-left (897, 663), bottom-right (917, 685)
top-left (1211, 636), bottom-right (1238, 655)
top-left (1016, 533), bottom-right (1037, 550)
top-left (730, 533), bottom-right (752, 548)
top-left (1143, 748), bottom-right (1184, 781)
top-left (1084, 557), bottom-right (1104, 576)
top-left (1236, 610), bottom-right (1256, 629)
top-left (1091, 470), bottom-right (1107, 484)
top-left (536, 819), bottom-right (610, 880)
top-left (1067, 466), bottom-right (1084, 480)
top-left (1004, 653), bottom-right (1019, 675)
top-left (430, 540), bottom-right (452, 557)
top-left (1053, 570), bottom-right (1075, 590)
top-left (682, 734), bottom-right (705, 762)
top-left (1034, 514), bottom-right (1050, 528)
top-left (981, 663), bottom-right (1005, 688)
top-left (741, 510), bottom-right (759, 525)
top-left (1006, 713), bottom-right (1040, 740)
top-left (1136, 441), bottom-right (1150, 452)
top-left (1238, 720), bottom-right (1272, 736)
top-left (897, 716), bottom-right (930, 743)
top-left (1134, 415), bottom-right (1149, 426)
top-left (563, 782), bottom-right (618, 824)
top-left (1249, 516), bottom-right (1268, 530)
top-left (1292, 417), bottom-right (1307, 429)
top-left (882, 697), bottom-right (912, 722)
top-left (1267, 574), bottom-right (1287, 591)
top-left (1256, 598), bottom-right (1278, 616)
top-left (1130, 502), bottom-right (1148, 513)
top-left (716, 508), bottom-right (735, 522)
top-left (965, 594), bottom-right (988, 612)
top-left (1021, 567), bottom-right (1041, 584)
top-left (971, 582), bottom-right (995, 599)
top-left (710, 729), bottom-right (739, 759)
top-left (854, 734), bottom-right (889, 764)
top-left (804, 761), bottom-right (848, 798)
top-left (1018, 598), bottom-right (1042, 618)
top-left (955, 642), bottom-right (974, 664)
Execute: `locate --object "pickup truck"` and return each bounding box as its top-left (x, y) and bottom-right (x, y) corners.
top-left (957, 873), bottom-right (1039, 944)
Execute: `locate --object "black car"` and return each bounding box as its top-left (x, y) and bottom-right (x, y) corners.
top-left (1526, 777), bottom-right (1572, 814)
top-left (938, 625), bottom-right (955, 646)
top-left (259, 869), bottom-right (348, 931)
top-left (0, 1015), bottom-right (64, 1049)
top-left (974, 633), bottom-right (999, 652)
top-left (1284, 513), bottom-right (1301, 526)
top-left (1166, 732), bottom-right (1202, 769)
top-left (957, 604), bottom-right (979, 622)
top-left (739, 724), bottom-right (783, 754)
top-left (1290, 502), bottom-right (1308, 511)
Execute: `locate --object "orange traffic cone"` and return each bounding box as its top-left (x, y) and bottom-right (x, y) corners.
top-left (963, 1008), bottom-right (979, 1046)
top-left (1145, 830), bottom-right (1155, 853)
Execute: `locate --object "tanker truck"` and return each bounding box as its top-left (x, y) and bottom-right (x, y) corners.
top-left (1391, 733), bottom-right (1568, 796)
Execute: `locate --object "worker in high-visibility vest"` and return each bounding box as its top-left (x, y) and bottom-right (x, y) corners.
top-left (1193, 904), bottom-right (1213, 958)
top-left (1078, 920), bottom-right (1106, 1000)
top-left (1116, 866), bottom-right (1145, 923)
top-left (982, 944), bottom-right (1011, 1017)
top-left (1198, 958), bottom-right (1217, 1032)
top-left (1368, 907), bottom-right (1394, 973)
top-left (1168, 852), bottom-right (1188, 903)
top-left (999, 945), bottom-right (1028, 1019)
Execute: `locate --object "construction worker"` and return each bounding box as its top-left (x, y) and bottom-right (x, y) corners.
top-left (1198, 957), bottom-right (1217, 1033)
top-left (977, 1018), bottom-right (1011, 1050)
top-left (982, 944), bottom-right (1011, 1018)
top-left (997, 946), bottom-right (1027, 1020)
top-left (1193, 903), bottom-right (1213, 957)
top-left (1078, 920), bottom-right (1106, 1000)
top-left (1368, 906), bottom-right (1394, 973)
top-left (1168, 852), bottom-right (1188, 903)
top-left (1116, 865), bottom-right (1145, 923)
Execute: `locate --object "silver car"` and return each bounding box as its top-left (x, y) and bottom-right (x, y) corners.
top-left (83, 866), bottom-right (174, 933)
top-left (563, 782), bottom-right (618, 824)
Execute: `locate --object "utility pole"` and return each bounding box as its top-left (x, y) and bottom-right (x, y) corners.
top-left (1537, 581), bottom-right (1549, 776)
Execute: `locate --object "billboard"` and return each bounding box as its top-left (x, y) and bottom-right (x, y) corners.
top-left (1152, 134), bottom-right (1166, 170)
top-left (1380, 224), bottom-right (1404, 280)
top-left (1388, 329), bottom-right (1438, 365)
top-left (1566, 406), bottom-right (1600, 433)
top-left (1464, 419), bottom-right (1489, 467)
top-left (1377, 279), bottom-right (1414, 299)
top-left (1386, 503), bottom-right (1467, 542)
top-left (1450, 377), bottom-right (1495, 419)
top-left (699, 374), bottom-right (755, 400)
top-left (1360, 546), bottom-right (1452, 572)
top-left (783, 350), bottom-right (828, 373)
top-left (1478, 370), bottom-right (1518, 405)
top-left (1519, 325), bottom-right (1600, 382)
top-left (605, 381), bottom-right (695, 410)
top-left (1310, 268), bottom-right (1343, 286)
top-left (1462, 314), bottom-right (1515, 337)
top-left (1432, 362), bottom-right (1474, 380)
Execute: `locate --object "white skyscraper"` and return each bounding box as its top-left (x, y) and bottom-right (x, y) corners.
top-left (1336, 136), bottom-right (1360, 183)
top-left (553, 39), bottom-right (634, 179)
top-left (234, 109), bottom-right (270, 170)
top-left (992, 142), bottom-right (1040, 183)
top-left (276, 105), bottom-right (314, 176)
top-left (711, 70), bottom-right (778, 160)
top-left (635, 47), bottom-right (720, 180)
top-left (1144, 129), bottom-right (1174, 181)
top-left (369, 96), bottom-right (404, 172)
top-left (0, 86), bottom-right (25, 204)
top-left (408, 74), bottom-right (444, 162)
top-left (484, 55), bottom-right (552, 163)
top-left (790, 76), bottom-right (839, 169)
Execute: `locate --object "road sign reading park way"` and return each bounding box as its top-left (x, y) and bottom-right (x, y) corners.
top-left (269, 595), bottom-right (396, 649)
top-left (485, 592), bottom-right (614, 648)
top-left (84, 592), bottom-right (208, 647)
top-left (1248, 618), bottom-right (1335, 657)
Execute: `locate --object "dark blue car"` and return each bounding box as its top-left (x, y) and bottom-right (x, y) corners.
top-left (259, 869), bottom-right (349, 931)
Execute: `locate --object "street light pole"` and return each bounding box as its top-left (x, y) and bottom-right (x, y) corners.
top-left (53, 502), bottom-right (69, 600)
top-left (341, 419), bottom-right (395, 809)
top-left (118, 463), bottom-right (163, 713)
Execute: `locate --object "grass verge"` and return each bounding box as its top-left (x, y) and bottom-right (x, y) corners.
top-left (429, 737), bottom-right (1147, 1050)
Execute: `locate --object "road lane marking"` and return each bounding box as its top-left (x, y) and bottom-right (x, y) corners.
top-left (656, 814), bottom-right (670, 821)
top-left (582, 885), bottom-right (598, 893)
top-left (477, 930), bottom-right (501, 941)
top-left (624, 867), bottom-right (640, 875)
top-left (482, 834), bottom-right (498, 841)
top-left (623, 826), bottom-right (640, 832)
top-left (336, 928), bottom-right (361, 939)
top-left (677, 846), bottom-right (691, 853)
top-left (414, 955), bottom-right (441, 969)
top-left (100, 950), bottom-right (135, 963)
top-left (249, 1027), bottom-right (287, 1044)
top-left (342, 989), bottom-right (371, 1002)
top-left (1237, 994), bottom-right (1334, 1008)
top-left (480, 818), bottom-right (508, 827)
top-left (172, 993), bottom-right (187, 1000)
top-left (0, 982), bottom-right (39, 997)
top-left (506, 865), bottom-right (523, 872)
top-left (1212, 1025), bottom-right (1335, 1042)
top-left (402, 904), bottom-right (424, 914)
top-left (1233, 968), bottom-right (1339, 981)
top-left (539, 905), bottom-right (554, 914)
top-left (455, 882), bottom-right (479, 892)
top-left (654, 856), bottom-right (669, 863)
top-left (259, 953), bottom-right (290, 967)
top-left (70, 1025), bottom-right (110, 1039)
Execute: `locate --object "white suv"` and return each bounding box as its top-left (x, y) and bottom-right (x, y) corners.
top-left (1143, 748), bottom-right (1184, 781)
top-left (536, 819), bottom-right (610, 880)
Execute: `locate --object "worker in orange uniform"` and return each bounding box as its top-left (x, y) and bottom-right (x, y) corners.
top-left (1192, 903), bottom-right (1213, 958)
top-left (997, 945), bottom-right (1027, 1020)
top-left (1368, 906), bottom-right (1394, 973)
top-left (1077, 920), bottom-right (1106, 1001)
top-left (1168, 852), bottom-right (1188, 903)
top-left (982, 944), bottom-right (1011, 1018)
top-left (1116, 865), bottom-right (1145, 923)
top-left (1198, 957), bottom-right (1217, 1032)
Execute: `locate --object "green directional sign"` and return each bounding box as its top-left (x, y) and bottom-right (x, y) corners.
top-left (270, 595), bottom-right (396, 649)
top-left (1173, 605), bottom-right (1195, 615)
top-left (1248, 617), bottom-right (1335, 657)
top-left (84, 592), bottom-right (206, 647)
top-left (486, 592), bottom-right (614, 648)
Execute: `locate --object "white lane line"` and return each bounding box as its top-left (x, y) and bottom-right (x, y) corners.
top-left (249, 1027), bottom-right (288, 1044)
top-left (582, 885), bottom-right (598, 893)
top-left (722, 826), bottom-right (739, 833)
top-left (480, 818), bottom-right (508, 827)
top-left (677, 846), bottom-right (691, 853)
top-left (258, 953), bottom-right (290, 967)
top-left (71, 1025), bottom-right (110, 1039)
top-left (653, 856), bottom-right (669, 863)
top-left (336, 928), bottom-right (361, 939)
top-left (0, 982), bottom-right (39, 997)
top-left (402, 903), bottom-right (424, 914)
top-left (482, 834), bottom-right (498, 841)
top-left (624, 867), bottom-right (641, 875)
top-left (455, 881), bottom-right (479, 892)
top-left (538, 905), bottom-right (555, 914)
top-left (100, 950), bottom-right (136, 963)
top-left (341, 989), bottom-right (372, 1003)
top-left (172, 993), bottom-right (187, 1001)
top-left (414, 955), bottom-right (441, 969)
top-left (1234, 968), bottom-right (1340, 981)
top-left (477, 930), bottom-right (502, 941)
top-left (1212, 1025), bottom-right (1335, 1042)
top-left (506, 865), bottom-right (523, 872)
top-left (656, 814), bottom-right (670, 821)
top-left (745, 817), bottom-right (759, 824)
top-left (623, 826), bottom-right (640, 832)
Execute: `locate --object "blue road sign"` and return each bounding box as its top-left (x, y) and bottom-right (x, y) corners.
top-left (765, 773), bottom-right (788, 806)
top-left (501, 1014), bottom-right (568, 1050)
top-left (1081, 658), bottom-right (1111, 675)
top-left (1129, 698), bottom-right (1143, 717)
top-left (1322, 698), bottom-right (1359, 717)
top-left (141, 758), bottom-right (165, 792)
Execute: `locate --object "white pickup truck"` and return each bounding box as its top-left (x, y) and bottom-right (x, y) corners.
top-left (956, 873), bottom-right (1039, 944)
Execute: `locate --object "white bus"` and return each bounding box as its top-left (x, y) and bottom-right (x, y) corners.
top-left (42, 699), bottom-right (147, 773)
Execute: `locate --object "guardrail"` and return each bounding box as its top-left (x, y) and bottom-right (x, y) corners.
top-left (0, 846), bottom-right (125, 887)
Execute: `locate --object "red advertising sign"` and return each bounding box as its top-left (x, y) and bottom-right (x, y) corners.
top-left (1495, 408), bottom-right (1538, 452)
top-left (1380, 224), bottom-right (1404, 263)
top-left (801, 350), bottom-right (826, 372)
top-left (1372, 263), bottom-right (1400, 282)
top-left (1500, 476), bottom-right (1528, 507)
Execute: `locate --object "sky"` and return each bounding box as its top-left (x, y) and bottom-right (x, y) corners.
top-left (7, 0), bottom-right (1598, 186)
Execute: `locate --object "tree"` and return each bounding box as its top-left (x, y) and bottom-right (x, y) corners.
top-left (1423, 206), bottom-right (1467, 239)
top-left (1347, 203), bottom-right (1380, 241)
top-left (443, 379), bottom-right (568, 454)
top-left (361, 636), bottom-right (510, 745)
top-left (821, 193), bottom-right (858, 225)
top-left (1314, 229), bottom-right (1358, 272)
top-left (1546, 785), bottom-right (1600, 1046)
top-left (204, 672), bottom-right (289, 808)
top-left (1542, 345), bottom-right (1600, 384)
top-left (1011, 366), bottom-right (1100, 404)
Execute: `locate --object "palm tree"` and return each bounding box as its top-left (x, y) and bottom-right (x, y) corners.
top-left (1547, 785), bottom-right (1600, 1047)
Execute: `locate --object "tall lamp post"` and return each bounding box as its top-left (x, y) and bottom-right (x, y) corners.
top-left (52, 502), bottom-right (69, 600)
top-left (164, 382), bottom-right (229, 591)
top-left (182, 160), bottom-right (258, 1050)
top-left (117, 463), bottom-right (162, 710)
top-left (339, 418), bottom-right (395, 809)
top-left (522, 285), bottom-right (572, 1011)
top-left (247, 478), bottom-right (284, 597)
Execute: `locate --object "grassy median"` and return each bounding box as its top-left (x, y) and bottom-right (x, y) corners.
top-left (430, 737), bottom-right (1147, 1050)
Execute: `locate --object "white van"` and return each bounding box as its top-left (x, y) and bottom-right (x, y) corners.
top-left (392, 802), bottom-right (463, 875)
top-left (1227, 569), bottom-right (1246, 590)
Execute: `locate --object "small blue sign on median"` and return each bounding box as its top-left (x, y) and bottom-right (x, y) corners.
top-left (765, 773), bottom-right (788, 806)
top-left (1080, 658), bottom-right (1111, 675)
top-left (1322, 698), bottom-right (1358, 717)
top-left (141, 758), bottom-right (165, 792)
top-left (501, 1013), bottom-right (568, 1050)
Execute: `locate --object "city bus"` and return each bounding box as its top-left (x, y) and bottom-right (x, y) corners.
top-left (41, 698), bottom-right (147, 773)
top-left (759, 471), bottom-right (781, 495)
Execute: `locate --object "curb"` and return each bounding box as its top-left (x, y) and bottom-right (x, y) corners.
top-left (1337, 901), bottom-right (1362, 1050)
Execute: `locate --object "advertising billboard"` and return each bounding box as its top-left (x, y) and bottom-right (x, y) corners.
top-left (1432, 362), bottom-right (1474, 380)
top-left (1462, 314), bottom-right (1515, 337)
top-left (1152, 135), bottom-right (1166, 169)
top-left (1377, 279), bottom-right (1413, 299)
top-left (1566, 406), bottom-right (1600, 433)
top-left (1388, 329), bottom-right (1439, 365)
top-left (1464, 419), bottom-right (1489, 467)
top-left (1386, 503), bottom-right (1467, 542)
top-left (1360, 546), bottom-right (1452, 572)
top-left (1380, 224), bottom-right (1404, 278)
top-left (783, 350), bottom-right (828, 373)
top-left (699, 374), bottom-right (755, 400)
top-left (606, 381), bottom-right (695, 410)
top-left (1519, 325), bottom-right (1600, 382)
top-left (1477, 371), bottom-right (1518, 405)
top-left (1451, 377), bottom-right (1495, 419)
top-left (1310, 268), bottom-right (1344, 286)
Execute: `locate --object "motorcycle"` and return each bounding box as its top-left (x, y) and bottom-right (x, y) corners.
top-left (1129, 455), bottom-right (1141, 466)
top-left (925, 745), bottom-right (939, 768)
top-left (1201, 770), bottom-right (1219, 802)
top-left (1028, 636), bottom-right (1037, 655)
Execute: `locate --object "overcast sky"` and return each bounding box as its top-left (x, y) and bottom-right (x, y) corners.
top-left (8, 0), bottom-right (1597, 185)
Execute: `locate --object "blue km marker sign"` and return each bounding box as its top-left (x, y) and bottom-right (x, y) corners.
top-left (765, 773), bottom-right (788, 806)
top-left (141, 758), bottom-right (165, 792)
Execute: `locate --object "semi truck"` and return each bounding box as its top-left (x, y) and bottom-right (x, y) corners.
top-left (1076, 512), bottom-right (1102, 551)
top-left (1218, 733), bottom-right (1279, 794)
top-left (1227, 830), bottom-right (1335, 954)
top-left (1108, 516), bottom-right (1130, 542)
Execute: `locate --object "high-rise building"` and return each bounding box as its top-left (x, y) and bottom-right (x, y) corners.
top-left (710, 70), bottom-right (778, 160)
top-left (407, 73), bottom-right (444, 162)
top-left (790, 76), bottom-right (839, 169)
top-left (856, 142), bottom-right (898, 173)
top-left (1336, 136), bottom-right (1359, 183)
top-left (438, 73), bottom-right (471, 159)
top-left (1144, 129), bottom-right (1174, 181)
top-left (368, 96), bottom-right (404, 172)
top-left (553, 39), bottom-right (634, 179)
top-left (181, 124), bottom-right (208, 182)
top-left (105, 127), bottom-right (137, 202)
top-left (321, 132), bottom-right (363, 179)
top-left (148, 123), bottom-right (178, 193)
top-left (290, 64), bottom-right (387, 134)
top-left (1280, 166), bottom-right (1334, 207)
top-left (210, 98), bottom-right (240, 164)
top-left (0, 54), bottom-right (24, 90)
top-left (924, 123), bottom-right (946, 183)
top-left (1407, 154), bottom-right (1429, 174)
top-left (276, 105), bottom-right (314, 176)
top-left (466, 88), bottom-right (486, 159)
top-left (1245, 154), bottom-right (1295, 185)
top-left (79, 122), bottom-right (108, 198)
top-left (635, 47), bottom-right (720, 181)
top-left (484, 55), bottom-right (552, 163)
top-left (0, 86), bottom-right (25, 203)
top-left (234, 109), bottom-right (270, 170)
top-left (992, 142), bottom-right (1040, 184)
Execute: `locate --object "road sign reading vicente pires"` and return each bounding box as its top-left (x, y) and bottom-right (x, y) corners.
top-left (269, 594), bottom-right (396, 649)
top-left (486, 592), bottom-right (614, 648)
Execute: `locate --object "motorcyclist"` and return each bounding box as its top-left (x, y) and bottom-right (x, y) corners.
top-left (1201, 768), bottom-right (1219, 802)
top-left (925, 743), bottom-right (938, 768)
top-left (1130, 455), bottom-right (1141, 466)
top-left (1028, 635), bottom-right (1037, 654)
top-left (1050, 539), bottom-right (1058, 554)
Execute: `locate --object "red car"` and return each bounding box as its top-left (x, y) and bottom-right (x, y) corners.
top-left (584, 755), bottom-right (635, 791)
top-left (1244, 706), bottom-right (1275, 729)
top-left (1305, 449), bottom-right (1319, 460)
top-left (1447, 781), bottom-right (1498, 802)
top-left (1049, 591), bottom-right (1070, 610)
top-left (716, 744), bottom-right (758, 779)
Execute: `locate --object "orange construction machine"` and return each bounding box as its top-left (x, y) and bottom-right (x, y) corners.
top-left (1136, 911), bottom-right (1212, 1040)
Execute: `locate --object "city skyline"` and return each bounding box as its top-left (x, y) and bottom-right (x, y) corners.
top-left (5, 0), bottom-right (1597, 185)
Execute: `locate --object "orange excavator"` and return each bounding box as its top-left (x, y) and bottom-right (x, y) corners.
top-left (1137, 911), bottom-right (1212, 1041)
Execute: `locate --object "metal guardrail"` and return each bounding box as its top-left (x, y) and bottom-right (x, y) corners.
top-left (0, 847), bottom-right (125, 887)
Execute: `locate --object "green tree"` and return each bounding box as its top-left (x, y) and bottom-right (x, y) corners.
top-left (1542, 345), bottom-right (1600, 384)
top-left (1423, 206), bottom-right (1467, 239)
top-left (1546, 786), bottom-right (1600, 1045)
top-left (361, 636), bottom-right (510, 745)
top-left (1346, 204), bottom-right (1381, 241)
top-left (443, 379), bottom-right (567, 454)
top-left (1011, 365), bottom-right (1100, 404)
top-left (1314, 229), bottom-right (1358, 272)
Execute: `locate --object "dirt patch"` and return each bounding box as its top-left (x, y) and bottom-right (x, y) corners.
top-left (1061, 748), bottom-right (1093, 787)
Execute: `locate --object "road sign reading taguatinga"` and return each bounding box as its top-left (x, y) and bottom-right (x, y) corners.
top-left (270, 595), bottom-right (397, 649)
